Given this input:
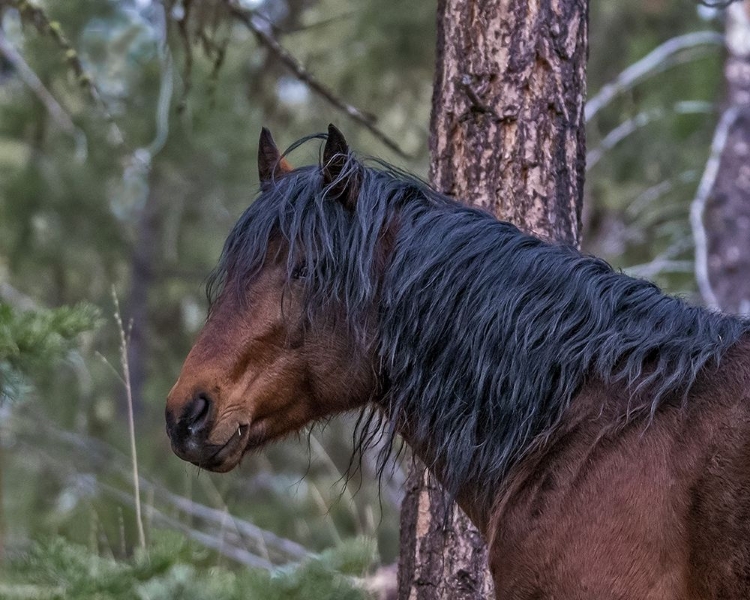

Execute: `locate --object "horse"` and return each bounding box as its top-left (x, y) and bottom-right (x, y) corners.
top-left (166, 125), bottom-right (750, 599)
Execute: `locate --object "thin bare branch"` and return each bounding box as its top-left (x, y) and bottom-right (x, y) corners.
top-left (11, 433), bottom-right (280, 570)
top-left (99, 482), bottom-right (277, 570)
top-left (9, 410), bottom-right (310, 563)
top-left (147, 4), bottom-right (173, 158)
top-left (586, 32), bottom-right (724, 122)
top-left (253, 9), bottom-right (360, 36)
top-left (627, 260), bottom-right (695, 279)
top-left (119, 2), bottom-right (173, 194)
top-left (587, 101), bottom-right (714, 170)
top-left (624, 237), bottom-right (695, 279)
top-left (0, 29), bottom-right (87, 160)
top-left (696, 0), bottom-right (741, 7)
top-left (12, 0), bottom-right (124, 145)
top-left (690, 107), bottom-right (740, 309)
top-left (626, 170), bottom-right (699, 217)
top-left (223, 0), bottom-right (410, 158)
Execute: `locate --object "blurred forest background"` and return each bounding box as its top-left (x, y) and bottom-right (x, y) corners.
top-left (0, 0), bottom-right (740, 597)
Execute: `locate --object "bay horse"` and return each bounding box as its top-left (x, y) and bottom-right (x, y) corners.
top-left (166, 125), bottom-right (750, 599)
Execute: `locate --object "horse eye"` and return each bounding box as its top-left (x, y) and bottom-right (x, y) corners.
top-left (291, 263), bottom-right (309, 280)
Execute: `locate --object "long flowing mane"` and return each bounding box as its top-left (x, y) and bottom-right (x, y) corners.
top-left (209, 137), bottom-right (750, 506)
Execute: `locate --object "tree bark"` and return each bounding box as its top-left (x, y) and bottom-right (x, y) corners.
top-left (398, 0), bottom-right (588, 598)
top-left (699, 0), bottom-right (750, 314)
top-left (429, 0), bottom-right (587, 245)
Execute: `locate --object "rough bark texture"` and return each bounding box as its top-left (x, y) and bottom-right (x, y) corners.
top-left (398, 467), bottom-right (494, 600)
top-left (429, 0), bottom-right (587, 245)
top-left (398, 0), bottom-right (588, 598)
top-left (703, 0), bottom-right (750, 314)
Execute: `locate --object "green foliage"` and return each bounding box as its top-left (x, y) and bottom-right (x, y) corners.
top-left (0, 302), bottom-right (98, 402)
top-left (1, 534), bottom-right (372, 600)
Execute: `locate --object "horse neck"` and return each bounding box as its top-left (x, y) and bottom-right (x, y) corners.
top-left (388, 410), bottom-right (494, 533)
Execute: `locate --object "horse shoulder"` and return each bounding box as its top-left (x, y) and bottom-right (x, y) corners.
top-left (486, 355), bottom-right (750, 600)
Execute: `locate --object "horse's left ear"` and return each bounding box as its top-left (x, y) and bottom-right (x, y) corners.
top-left (258, 127), bottom-right (293, 185)
top-left (322, 124), bottom-right (359, 210)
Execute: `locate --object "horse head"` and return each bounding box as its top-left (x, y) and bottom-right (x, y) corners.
top-left (165, 125), bottom-right (379, 472)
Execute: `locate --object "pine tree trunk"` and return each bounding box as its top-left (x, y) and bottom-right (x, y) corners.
top-left (398, 0), bottom-right (588, 597)
top-left (699, 0), bottom-right (750, 314)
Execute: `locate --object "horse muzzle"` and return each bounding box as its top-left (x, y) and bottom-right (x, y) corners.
top-left (165, 391), bottom-right (215, 462)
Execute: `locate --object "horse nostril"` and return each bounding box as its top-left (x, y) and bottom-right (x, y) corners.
top-left (183, 392), bottom-right (212, 435)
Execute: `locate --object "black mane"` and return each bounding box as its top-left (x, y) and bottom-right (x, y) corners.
top-left (210, 136), bottom-right (750, 506)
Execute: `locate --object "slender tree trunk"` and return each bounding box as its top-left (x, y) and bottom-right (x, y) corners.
top-left (698, 0), bottom-right (750, 314)
top-left (127, 187), bottom-right (159, 415)
top-left (398, 0), bottom-right (588, 597)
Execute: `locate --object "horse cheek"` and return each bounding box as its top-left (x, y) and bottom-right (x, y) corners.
top-left (314, 343), bottom-right (375, 412)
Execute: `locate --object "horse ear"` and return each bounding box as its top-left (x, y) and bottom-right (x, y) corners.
top-left (322, 124), bottom-right (359, 210)
top-left (258, 127), bottom-right (293, 184)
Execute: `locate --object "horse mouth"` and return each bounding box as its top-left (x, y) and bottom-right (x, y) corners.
top-left (190, 424), bottom-right (249, 472)
top-left (192, 421), bottom-right (270, 472)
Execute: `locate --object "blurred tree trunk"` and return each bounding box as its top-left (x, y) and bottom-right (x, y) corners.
top-left (697, 0), bottom-right (750, 314)
top-left (127, 187), bottom-right (159, 414)
top-left (397, 0), bottom-right (588, 598)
